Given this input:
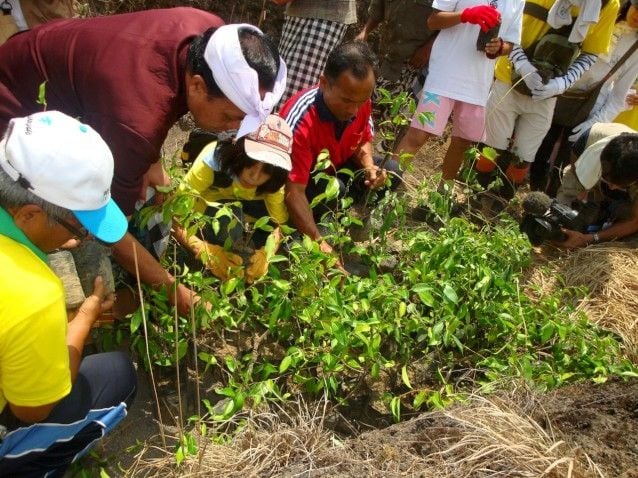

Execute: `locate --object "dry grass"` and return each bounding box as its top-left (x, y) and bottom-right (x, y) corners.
top-left (125, 391), bottom-right (601, 477)
top-left (420, 395), bottom-right (602, 477)
top-left (124, 398), bottom-right (337, 477)
top-left (527, 244), bottom-right (638, 360)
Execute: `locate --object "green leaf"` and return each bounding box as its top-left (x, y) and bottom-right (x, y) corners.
top-left (428, 391), bottom-right (445, 409)
top-left (253, 216), bottom-right (272, 231)
top-left (540, 322), bottom-right (556, 342)
top-left (390, 396), bottom-right (401, 422)
top-left (480, 146), bottom-right (498, 161)
top-left (198, 352), bottom-right (218, 365)
top-left (310, 192), bottom-right (327, 208)
top-left (324, 177), bottom-right (340, 200)
top-left (279, 355), bottom-right (292, 373)
top-left (130, 310), bottom-right (142, 334)
top-left (371, 362), bottom-right (380, 379)
top-left (225, 356), bottom-right (237, 373)
top-left (313, 149), bottom-right (332, 172)
top-left (264, 233), bottom-right (277, 258)
top-left (442, 284), bottom-right (458, 304)
top-left (413, 390), bottom-right (428, 409)
top-left (398, 301), bottom-right (407, 317)
top-left (474, 274), bottom-right (491, 291)
top-left (401, 365), bottom-right (412, 389)
top-left (36, 81), bottom-right (48, 110)
top-left (412, 284), bottom-right (435, 307)
top-left (175, 445), bottom-right (185, 466)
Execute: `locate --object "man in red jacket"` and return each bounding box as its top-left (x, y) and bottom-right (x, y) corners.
top-left (280, 41), bottom-right (401, 264)
top-left (0, 8), bottom-right (286, 315)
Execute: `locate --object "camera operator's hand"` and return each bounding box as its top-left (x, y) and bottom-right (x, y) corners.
top-left (555, 228), bottom-right (591, 249)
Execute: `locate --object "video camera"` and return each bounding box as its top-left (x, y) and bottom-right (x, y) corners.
top-left (519, 192), bottom-right (596, 246)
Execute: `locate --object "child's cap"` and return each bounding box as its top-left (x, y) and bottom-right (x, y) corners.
top-left (244, 115), bottom-right (293, 171)
top-left (0, 111), bottom-right (128, 243)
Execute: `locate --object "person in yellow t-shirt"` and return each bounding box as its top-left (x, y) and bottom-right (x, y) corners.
top-left (173, 114), bottom-right (292, 283)
top-left (0, 111), bottom-right (135, 476)
top-left (480, 0), bottom-right (619, 200)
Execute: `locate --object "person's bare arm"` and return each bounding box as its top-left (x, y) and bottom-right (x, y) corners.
top-left (409, 36), bottom-right (438, 68)
top-left (355, 17), bottom-right (382, 41)
top-left (9, 402), bottom-right (56, 423)
top-left (429, 5), bottom-right (500, 31)
top-left (285, 181), bottom-right (337, 256)
top-left (485, 38), bottom-right (513, 58)
top-left (427, 10), bottom-right (463, 30)
top-left (111, 231), bottom-right (199, 315)
top-left (9, 277), bottom-right (113, 423)
top-left (66, 277), bottom-right (113, 381)
top-left (558, 200), bottom-right (638, 248)
top-left (285, 181), bottom-right (322, 240)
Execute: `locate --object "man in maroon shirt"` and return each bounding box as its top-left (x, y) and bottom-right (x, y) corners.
top-left (0, 8), bottom-right (285, 314)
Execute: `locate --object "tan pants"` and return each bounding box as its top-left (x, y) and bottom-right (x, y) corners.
top-left (0, 0), bottom-right (73, 45)
top-left (21, 0), bottom-right (73, 26)
top-left (0, 13), bottom-right (18, 44)
top-left (555, 164), bottom-right (588, 206)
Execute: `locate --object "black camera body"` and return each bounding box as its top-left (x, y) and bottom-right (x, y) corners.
top-left (520, 203), bottom-right (584, 246)
top-left (519, 192), bottom-right (597, 246)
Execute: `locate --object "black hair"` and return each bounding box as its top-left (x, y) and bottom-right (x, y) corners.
top-left (600, 133), bottom-right (638, 186)
top-left (618, 0), bottom-right (632, 23)
top-left (323, 41), bottom-right (378, 83)
top-left (217, 138), bottom-right (289, 195)
top-left (186, 26), bottom-right (280, 98)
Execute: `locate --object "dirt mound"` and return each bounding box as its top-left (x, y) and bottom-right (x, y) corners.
top-left (539, 378), bottom-right (638, 478)
top-left (316, 379), bottom-right (638, 477)
top-left (122, 378), bottom-right (637, 477)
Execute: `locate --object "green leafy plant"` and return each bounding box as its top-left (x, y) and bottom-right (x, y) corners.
top-left (100, 186), bottom-right (636, 427)
top-left (96, 92), bottom-right (636, 440)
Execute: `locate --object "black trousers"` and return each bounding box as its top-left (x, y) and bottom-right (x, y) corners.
top-left (305, 155), bottom-right (403, 220)
top-left (0, 352), bottom-right (137, 478)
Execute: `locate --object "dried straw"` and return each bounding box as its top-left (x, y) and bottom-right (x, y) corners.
top-left (126, 392), bottom-right (601, 477)
top-left (527, 245), bottom-right (638, 359)
top-left (422, 395), bottom-right (601, 477)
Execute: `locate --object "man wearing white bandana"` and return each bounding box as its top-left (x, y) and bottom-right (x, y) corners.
top-left (0, 8), bottom-right (286, 317)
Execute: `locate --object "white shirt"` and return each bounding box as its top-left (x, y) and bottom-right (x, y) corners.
top-left (575, 122), bottom-right (635, 188)
top-left (425, 0), bottom-right (524, 106)
top-left (571, 22), bottom-right (638, 124)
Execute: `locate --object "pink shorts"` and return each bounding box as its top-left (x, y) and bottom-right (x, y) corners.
top-left (411, 91), bottom-right (486, 142)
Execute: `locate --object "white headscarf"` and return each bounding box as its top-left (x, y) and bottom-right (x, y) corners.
top-left (204, 24), bottom-right (287, 139)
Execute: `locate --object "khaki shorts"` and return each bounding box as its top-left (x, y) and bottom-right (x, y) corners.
top-left (485, 79), bottom-right (557, 163)
top-left (21, 0), bottom-right (73, 27)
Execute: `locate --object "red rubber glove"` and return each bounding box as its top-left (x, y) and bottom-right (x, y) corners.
top-left (461, 5), bottom-right (501, 32)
